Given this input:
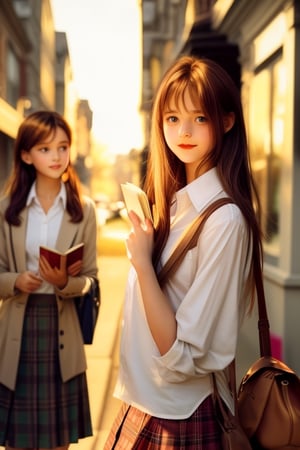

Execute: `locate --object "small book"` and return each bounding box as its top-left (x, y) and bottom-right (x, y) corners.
top-left (39, 242), bottom-right (84, 269)
top-left (121, 182), bottom-right (153, 222)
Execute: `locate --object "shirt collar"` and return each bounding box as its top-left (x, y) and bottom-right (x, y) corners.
top-left (177, 167), bottom-right (225, 213)
top-left (26, 181), bottom-right (67, 208)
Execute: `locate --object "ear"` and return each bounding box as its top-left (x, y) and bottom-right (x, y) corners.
top-left (223, 113), bottom-right (235, 133)
top-left (21, 150), bottom-right (33, 165)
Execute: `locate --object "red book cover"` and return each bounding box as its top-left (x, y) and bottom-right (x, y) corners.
top-left (66, 243), bottom-right (84, 266)
top-left (40, 243), bottom-right (84, 269)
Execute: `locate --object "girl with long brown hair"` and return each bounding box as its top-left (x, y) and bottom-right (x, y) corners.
top-left (105, 56), bottom-right (262, 449)
top-left (0, 110), bottom-right (98, 450)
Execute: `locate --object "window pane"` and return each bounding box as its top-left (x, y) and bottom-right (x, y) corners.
top-left (249, 69), bottom-right (271, 240)
top-left (249, 56), bottom-right (284, 255)
top-left (268, 60), bottom-right (286, 244)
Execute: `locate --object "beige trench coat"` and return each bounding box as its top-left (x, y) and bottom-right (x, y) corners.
top-left (0, 195), bottom-right (98, 390)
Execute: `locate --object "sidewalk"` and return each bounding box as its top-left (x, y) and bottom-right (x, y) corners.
top-left (72, 219), bottom-right (130, 449)
top-left (73, 254), bottom-right (128, 450)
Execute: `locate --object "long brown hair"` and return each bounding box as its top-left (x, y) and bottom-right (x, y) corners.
top-left (144, 56), bottom-right (262, 309)
top-left (4, 110), bottom-right (83, 225)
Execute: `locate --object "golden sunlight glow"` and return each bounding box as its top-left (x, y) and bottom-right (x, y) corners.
top-left (51, 0), bottom-right (144, 155)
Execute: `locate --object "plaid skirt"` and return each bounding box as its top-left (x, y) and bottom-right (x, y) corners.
top-left (104, 396), bottom-right (222, 450)
top-left (0, 294), bottom-right (92, 448)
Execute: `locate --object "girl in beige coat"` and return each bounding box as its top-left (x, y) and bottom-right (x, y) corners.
top-left (0, 111), bottom-right (98, 450)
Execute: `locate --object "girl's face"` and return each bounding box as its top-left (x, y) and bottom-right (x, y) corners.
top-left (21, 126), bottom-right (70, 180)
top-left (163, 89), bottom-right (214, 183)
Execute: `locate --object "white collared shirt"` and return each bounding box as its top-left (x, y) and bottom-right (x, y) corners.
top-left (26, 182), bottom-right (66, 293)
top-left (114, 167), bottom-right (252, 418)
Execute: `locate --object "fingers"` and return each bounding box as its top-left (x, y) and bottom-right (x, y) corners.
top-left (128, 210), bottom-right (142, 226)
top-left (128, 211), bottom-right (153, 234)
top-left (67, 260), bottom-right (82, 276)
top-left (15, 271), bottom-right (43, 293)
top-left (144, 217), bottom-right (153, 232)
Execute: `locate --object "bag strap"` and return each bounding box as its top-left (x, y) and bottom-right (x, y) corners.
top-left (253, 243), bottom-right (271, 356)
top-left (156, 195), bottom-right (271, 402)
top-left (228, 243), bottom-right (271, 413)
top-left (212, 372), bottom-right (235, 428)
top-left (158, 197), bottom-right (234, 286)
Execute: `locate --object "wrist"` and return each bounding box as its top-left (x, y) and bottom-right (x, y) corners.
top-left (56, 277), bottom-right (68, 290)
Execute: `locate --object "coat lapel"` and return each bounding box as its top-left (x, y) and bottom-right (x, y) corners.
top-left (10, 209), bottom-right (28, 272)
top-left (10, 209), bottom-right (79, 271)
top-left (55, 210), bottom-right (79, 252)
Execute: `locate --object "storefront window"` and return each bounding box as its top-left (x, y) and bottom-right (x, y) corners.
top-left (249, 56), bottom-right (286, 256)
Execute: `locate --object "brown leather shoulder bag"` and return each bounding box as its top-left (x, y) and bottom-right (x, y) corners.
top-left (237, 240), bottom-right (300, 449)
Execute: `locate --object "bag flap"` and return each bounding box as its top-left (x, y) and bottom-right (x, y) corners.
top-left (239, 356), bottom-right (298, 387)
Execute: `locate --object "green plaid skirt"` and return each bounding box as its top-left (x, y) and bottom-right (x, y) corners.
top-left (0, 294), bottom-right (92, 448)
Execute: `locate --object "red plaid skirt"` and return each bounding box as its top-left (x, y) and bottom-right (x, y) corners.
top-left (104, 396), bottom-right (222, 449)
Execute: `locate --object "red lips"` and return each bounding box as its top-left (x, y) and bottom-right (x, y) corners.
top-left (178, 144), bottom-right (196, 149)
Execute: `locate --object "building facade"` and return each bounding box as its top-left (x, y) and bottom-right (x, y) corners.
top-left (141, 0), bottom-right (300, 374)
top-left (0, 0), bottom-right (93, 192)
top-left (0, 1), bottom-right (31, 186)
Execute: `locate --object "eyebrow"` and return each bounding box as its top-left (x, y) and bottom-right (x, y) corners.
top-left (164, 108), bottom-right (204, 114)
top-left (36, 139), bottom-right (69, 146)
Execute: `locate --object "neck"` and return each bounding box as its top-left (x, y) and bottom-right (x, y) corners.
top-left (37, 191), bottom-right (60, 201)
top-left (35, 179), bottom-right (61, 200)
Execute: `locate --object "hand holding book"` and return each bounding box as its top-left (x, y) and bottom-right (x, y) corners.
top-left (39, 242), bottom-right (84, 270)
top-left (121, 182), bottom-right (153, 223)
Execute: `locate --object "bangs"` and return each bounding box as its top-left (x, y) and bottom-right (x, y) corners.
top-left (33, 126), bottom-right (56, 146)
top-left (163, 79), bottom-right (207, 115)
top-left (21, 112), bottom-right (71, 152)
top-left (21, 123), bottom-right (62, 151)
top-left (21, 127), bottom-right (56, 153)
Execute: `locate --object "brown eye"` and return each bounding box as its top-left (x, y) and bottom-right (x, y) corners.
top-left (196, 116), bottom-right (207, 123)
top-left (166, 116), bottom-right (178, 123)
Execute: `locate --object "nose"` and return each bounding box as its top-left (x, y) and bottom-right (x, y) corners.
top-left (179, 123), bottom-right (192, 138)
top-left (52, 149), bottom-right (60, 160)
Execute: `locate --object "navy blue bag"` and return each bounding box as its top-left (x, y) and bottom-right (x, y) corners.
top-left (75, 277), bottom-right (100, 344)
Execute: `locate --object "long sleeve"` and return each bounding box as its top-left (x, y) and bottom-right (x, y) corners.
top-left (114, 168), bottom-right (252, 418)
top-left (154, 205), bottom-right (250, 381)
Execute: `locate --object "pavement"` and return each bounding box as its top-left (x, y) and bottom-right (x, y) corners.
top-left (73, 218), bottom-right (130, 449)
